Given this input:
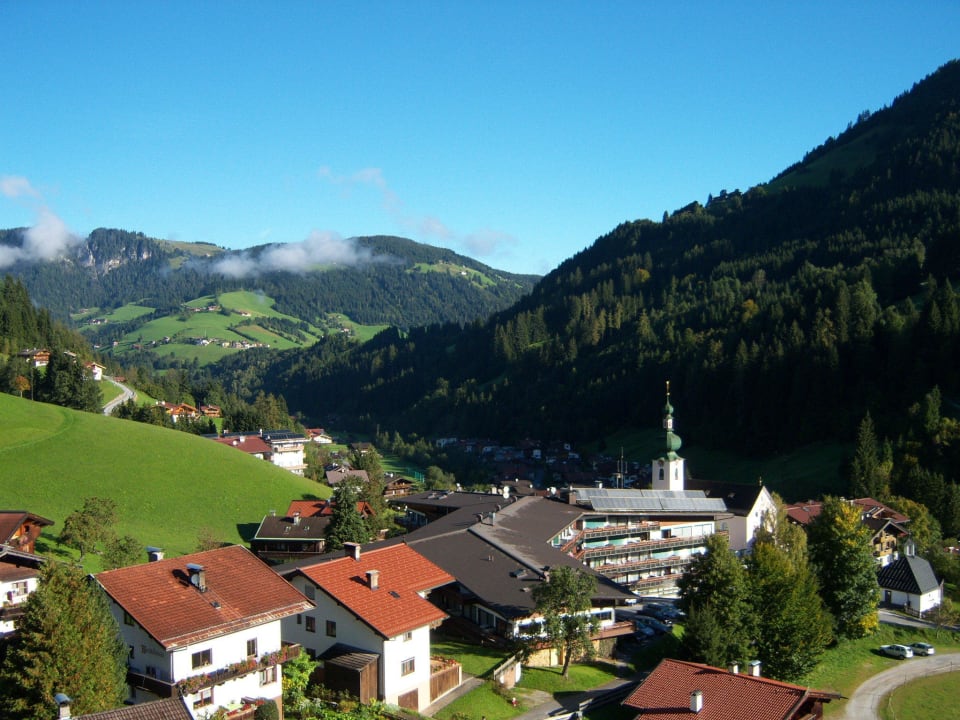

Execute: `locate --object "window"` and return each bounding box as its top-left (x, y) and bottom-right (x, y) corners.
top-left (401, 657), bottom-right (415, 676)
top-left (247, 638), bottom-right (258, 657)
top-left (305, 616), bottom-right (316, 633)
top-left (326, 620), bottom-right (337, 637)
top-left (403, 631), bottom-right (413, 642)
top-left (191, 649), bottom-right (212, 669)
top-left (260, 665), bottom-right (277, 686)
top-left (123, 611), bottom-right (135, 626)
top-left (296, 614), bottom-right (302, 625)
top-left (304, 584), bottom-right (315, 600)
top-left (128, 645), bottom-right (135, 660)
top-left (193, 687), bottom-right (213, 709)
top-left (12, 581), bottom-right (29, 597)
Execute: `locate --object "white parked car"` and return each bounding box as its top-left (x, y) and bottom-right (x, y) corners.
top-left (910, 642), bottom-right (935, 656)
top-left (879, 644), bottom-right (914, 659)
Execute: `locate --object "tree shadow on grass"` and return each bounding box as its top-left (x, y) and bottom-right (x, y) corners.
top-left (236, 522), bottom-right (261, 542)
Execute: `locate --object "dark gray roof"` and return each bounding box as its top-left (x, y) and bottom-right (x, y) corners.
top-left (399, 490), bottom-right (506, 511)
top-left (407, 496), bottom-right (633, 620)
top-left (254, 514), bottom-right (328, 541)
top-left (877, 555), bottom-right (940, 594)
top-left (320, 643), bottom-right (380, 669)
top-left (76, 697), bottom-right (192, 720)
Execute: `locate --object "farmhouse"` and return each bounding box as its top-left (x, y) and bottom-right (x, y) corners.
top-left (0, 510), bottom-right (54, 554)
top-left (94, 545), bottom-right (311, 720)
top-left (213, 430), bottom-right (308, 475)
top-left (785, 497), bottom-right (911, 566)
top-left (0, 544), bottom-right (45, 636)
top-left (280, 543), bottom-right (458, 712)
top-left (622, 658), bottom-right (839, 720)
top-left (877, 544), bottom-right (943, 615)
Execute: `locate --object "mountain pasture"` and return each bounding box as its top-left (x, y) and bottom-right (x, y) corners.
top-left (0, 393), bottom-right (330, 563)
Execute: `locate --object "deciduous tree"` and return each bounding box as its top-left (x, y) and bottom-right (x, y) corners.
top-left (746, 536), bottom-right (833, 681)
top-left (807, 496), bottom-right (880, 638)
top-left (678, 532), bottom-right (752, 667)
top-left (60, 497), bottom-right (118, 560)
top-left (529, 566), bottom-right (598, 678)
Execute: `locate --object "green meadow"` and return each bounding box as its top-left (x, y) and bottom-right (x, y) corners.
top-left (0, 393), bottom-right (330, 565)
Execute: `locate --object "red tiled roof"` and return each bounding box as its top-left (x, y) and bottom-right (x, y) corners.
top-left (286, 500), bottom-right (373, 518)
top-left (296, 544), bottom-right (453, 639)
top-left (211, 435), bottom-right (272, 455)
top-left (95, 545), bottom-right (312, 649)
top-left (75, 697), bottom-right (192, 720)
top-left (785, 497), bottom-right (910, 527)
top-left (623, 659), bottom-right (837, 720)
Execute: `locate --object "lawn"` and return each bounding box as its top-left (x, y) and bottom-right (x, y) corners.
top-left (797, 621), bottom-right (960, 717)
top-left (435, 662), bottom-right (622, 720)
top-left (0, 393), bottom-right (331, 567)
top-left (880, 670), bottom-right (960, 720)
top-left (431, 637), bottom-right (507, 678)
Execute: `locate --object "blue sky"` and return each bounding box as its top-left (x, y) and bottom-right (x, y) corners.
top-left (2, 3), bottom-right (958, 276)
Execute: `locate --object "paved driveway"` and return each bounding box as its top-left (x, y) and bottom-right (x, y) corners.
top-left (841, 652), bottom-right (960, 719)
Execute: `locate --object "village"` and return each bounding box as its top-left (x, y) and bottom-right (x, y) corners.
top-left (1, 390), bottom-right (945, 720)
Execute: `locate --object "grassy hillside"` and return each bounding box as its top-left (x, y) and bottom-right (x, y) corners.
top-left (0, 394), bottom-right (330, 564)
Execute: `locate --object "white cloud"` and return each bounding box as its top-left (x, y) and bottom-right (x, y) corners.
top-left (0, 175), bottom-right (39, 199)
top-left (0, 177), bottom-right (80, 268)
top-left (318, 165), bottom-right (516, 264)
top-left (210, 231), bottom-right (380, 278)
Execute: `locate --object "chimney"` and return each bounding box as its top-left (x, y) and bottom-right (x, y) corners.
top-left (187, 563), bottom-right (207, 592)
top-left (344, 542), bottom-right (361, 561)
top-left (749, 660), bottom-right (762, 677)
top-left (146, 546), bottom-right (164, 562)
top-left (293, 511), bottom-right (301, 526)
top-left (690, 690), bottom-right (703, 713)
top-left (55, 693), bottom-right (72, 720)
top-left (568, 490), bottom-right (577, 505)
top-left (727, 662), bottom-right (739, 675)
top-left (366, 570), bottom-right (380, 590)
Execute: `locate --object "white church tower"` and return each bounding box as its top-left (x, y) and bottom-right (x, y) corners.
top-left (652, 380), bottom-right (685, 491)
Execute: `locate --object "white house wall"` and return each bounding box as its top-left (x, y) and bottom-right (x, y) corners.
top-left (107, 597), bottom-right (285, 718)
top-left (0, 573), bottom-right (38, 635)
top-left (283, 575), bottom-right (434, 711)
top-left (380, 625), bottom-right (432, 709)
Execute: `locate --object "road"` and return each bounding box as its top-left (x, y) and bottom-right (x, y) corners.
top-left (101, 376), bottom-right (136, 415)
top-left (841, 652), bottom-right (960, 719)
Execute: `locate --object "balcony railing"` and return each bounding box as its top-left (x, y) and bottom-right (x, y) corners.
top-left (578, 521), bottom-right (660, 539)
top-left (168, 643), bottom-right (302, 696)
top-left (127, 669), bottom-right (177, 698)
top-left (590, 555), bottom-right (690, 575)
top-left (581, 531), bottom-right (726, 560)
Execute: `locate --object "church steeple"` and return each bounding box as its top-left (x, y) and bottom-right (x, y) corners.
top-left (652, 380), bottom-right (685, 491)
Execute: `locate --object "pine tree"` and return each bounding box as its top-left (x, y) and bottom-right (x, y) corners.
top-left (325, 480), bottom-right (369, 550)
top-left (850, 412), bottom-right (882, 498)
top-left (807, 496), bottom-right (880, 638)
top-left (0, 563), bottom-right (127, 719)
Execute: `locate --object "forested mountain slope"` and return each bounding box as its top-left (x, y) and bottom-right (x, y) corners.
top-left (223, 60), bottom-right (960, 458)
top-left (0, 230), bottom-right (537, 331)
